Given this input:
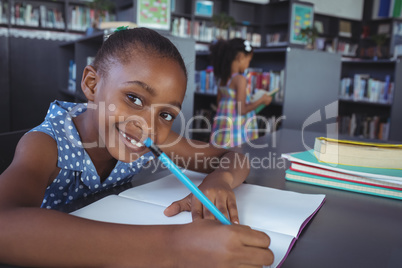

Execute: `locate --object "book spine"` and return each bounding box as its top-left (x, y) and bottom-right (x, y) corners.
top-left (285, 170), bottom-right (402, 200)
top-left (378, 0), bottom-right (392, 17)
top-left (289, 166), bottom-right (402, 191)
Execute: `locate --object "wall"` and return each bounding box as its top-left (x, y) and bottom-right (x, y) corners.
top-left (304, 0), bottom-right (365, 20)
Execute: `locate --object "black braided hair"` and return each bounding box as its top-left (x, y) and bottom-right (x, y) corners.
top-left (92, 27), bottom-right (187, 80)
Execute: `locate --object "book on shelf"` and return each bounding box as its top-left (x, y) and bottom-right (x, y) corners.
top-left (68, 4), bottom-right (114, 32)
top-left (0, 0), bottom-right (7, 24)
top-left (377, 0), bottom-right (392, 18)
top-left (339, 20), bottom-right (352, 38)
top-left (374, 0), bottom-right (402, 18)
top-left (9, 2), bottom-right (41, 27)
top-left (314, 137), bottom-right (402, 169)
top-left (282, 150), bottom-right (402, 200)
top-left (338, 114), bottom-right (390, 141)
top-left (339, 74), bottom-right (394, 104)
top-left (266, 32), bottom-right (288, 47)
top-left (39, 4), bottom-right (65, 29)
top-left (71, 170), bottom-right (326, 268)
top-left (195, 67), bottom-right (216, 94)
top-left (246, 69), bottom-right (285, 103)
top-left (68, 60), bottom-right (76, 93)
top-left (171, 17), bottom-right (191, 38)
top-left (337, 41), bottom-right (358, 57)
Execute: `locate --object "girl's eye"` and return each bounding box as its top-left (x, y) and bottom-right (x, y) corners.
top-left (127, 94), bottom-right (143, 107)
top-left (160, 112), bottom-right (174, 122)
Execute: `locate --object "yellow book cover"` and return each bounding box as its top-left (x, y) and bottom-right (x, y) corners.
top-left (314, 137), bottom-right (402, 170)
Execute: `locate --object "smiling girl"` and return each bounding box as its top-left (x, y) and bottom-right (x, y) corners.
top-left (0, 27), bottom-right (273, 268)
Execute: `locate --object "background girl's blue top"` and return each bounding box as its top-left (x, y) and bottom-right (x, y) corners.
top-left (29, 101), bottom-right (154, 209)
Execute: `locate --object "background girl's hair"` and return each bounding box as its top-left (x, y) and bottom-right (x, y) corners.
top-left (93, 27), bottom-right (187, 79)
top-left (209, 38), bottom-right (253, 84)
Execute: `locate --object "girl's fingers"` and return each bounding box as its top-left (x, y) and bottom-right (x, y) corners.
top-left (190, 195), bottom-right (204, 221)
top-left (201, 195), bottom-right (216, 220)
top-left (238, 247), bottom-right (274, 267)
top-left (239, 226), bottom-right (271, 249)
top-left (226, 196), bottom-right (240, 224)
top-left (164, 195), bottom-right (192, 217)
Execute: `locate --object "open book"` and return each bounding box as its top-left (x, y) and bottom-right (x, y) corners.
top-left (251, 88), bottom-right (280, 113)
top-left (71, 170), bottom-right (325, 268)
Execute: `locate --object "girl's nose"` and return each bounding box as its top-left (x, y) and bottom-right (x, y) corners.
top-left (129, 111), bottom-right (157, 142)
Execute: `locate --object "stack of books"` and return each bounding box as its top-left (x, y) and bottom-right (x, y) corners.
top-left (282, 137), bottom-right (402, 200)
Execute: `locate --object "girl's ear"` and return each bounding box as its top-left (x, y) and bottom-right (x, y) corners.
top-left (81, 65), bottom-right (98, 101)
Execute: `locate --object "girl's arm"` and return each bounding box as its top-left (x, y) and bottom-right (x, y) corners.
top-left (162, 132), bottom-right (249, 223)
top-left (0, 132), bottom-right (273, 267)
top-left (233, 75), bottom-right (272, 115)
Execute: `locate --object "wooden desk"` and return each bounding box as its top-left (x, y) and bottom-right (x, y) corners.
top-left (1, 129), bottom-right (402, 268)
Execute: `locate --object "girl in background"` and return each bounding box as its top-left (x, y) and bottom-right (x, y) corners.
top-left (210, 38), bottom-right (272, 148)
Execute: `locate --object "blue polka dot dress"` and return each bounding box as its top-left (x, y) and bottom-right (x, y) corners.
top-left (29, 100), bottom-right (154, 209)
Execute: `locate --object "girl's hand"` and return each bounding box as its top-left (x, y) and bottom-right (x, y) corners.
top-left (164, 171), bottom-right (240, 224)
top-left (262, 94), bottom-right (273, 106)
top-left (171, 219), bottom-right (274, 268)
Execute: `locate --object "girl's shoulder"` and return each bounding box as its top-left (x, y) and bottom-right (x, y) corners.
top-left (228, 73), bottom-right (247, 89)
top-left (29, 100), bottom-right (87, 141)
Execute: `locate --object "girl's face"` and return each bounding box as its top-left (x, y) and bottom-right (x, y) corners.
top-left (93, 53), bottom-right (187, 163)
top-left (238, 52), bottom-right (253, 73)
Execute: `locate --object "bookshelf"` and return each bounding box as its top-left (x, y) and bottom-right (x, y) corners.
top-left (193, 47), bottom-right (342, 142)
top-left (0, 0), bottom-right (115, 33)
top-left (313, 14), bottom-right (361, 57)
top-left (0, 26), bottom-right (82, 132)
top-left (358, 18), bottom-right (402, 59)
top-left (339, 58), bottom-right (402, 141)
top-left (117, 0), bottom-right (273, 46)
top-left (59, 31), bottom-right (104, 102)
top-left (0, 0), bottom-right (117, 132)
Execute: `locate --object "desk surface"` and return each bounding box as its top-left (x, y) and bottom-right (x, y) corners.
top-left (2, 129), bottom-right (402, 268)
top-left (236, 129), bottom-right (402, 268)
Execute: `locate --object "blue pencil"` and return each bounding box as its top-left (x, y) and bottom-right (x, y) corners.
top-left (143, 138), bottom-right (231, 225)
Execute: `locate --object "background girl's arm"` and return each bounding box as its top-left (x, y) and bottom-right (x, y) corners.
top-left (234, 75), bottom-right (272, 115)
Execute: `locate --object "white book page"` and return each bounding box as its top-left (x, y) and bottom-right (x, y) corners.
top-left (119, 170), bottom-right (326, 238)
top-left (70, 194), bottom-right (296, 268)
top-left (71, 195), bottom-right (192, 225)
top-left (71, 195), bottom-right (294, 267)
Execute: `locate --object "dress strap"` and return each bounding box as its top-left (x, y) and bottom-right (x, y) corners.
top-left (226, 73), bottom-right (242, 86)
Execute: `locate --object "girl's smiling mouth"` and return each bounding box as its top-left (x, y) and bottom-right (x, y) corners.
top-left (118, 129), bottom-right (144, 149)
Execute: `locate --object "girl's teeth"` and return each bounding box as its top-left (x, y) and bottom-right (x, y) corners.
top-left (120, 130), bottom-right (143, 148)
